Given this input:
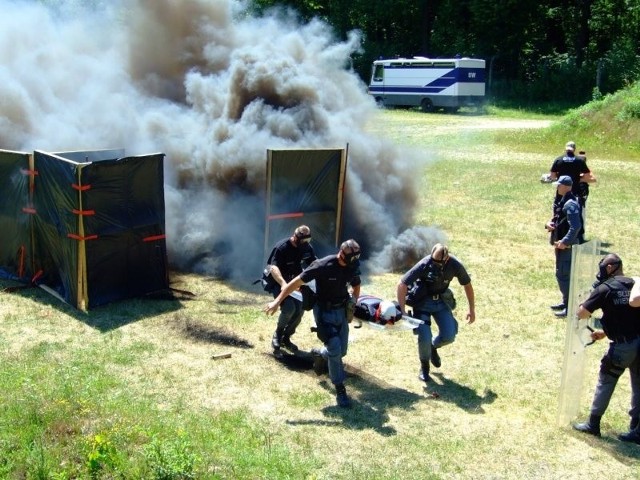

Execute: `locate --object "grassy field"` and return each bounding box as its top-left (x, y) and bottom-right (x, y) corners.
top-left (2, 106), bottom-right (640, 479)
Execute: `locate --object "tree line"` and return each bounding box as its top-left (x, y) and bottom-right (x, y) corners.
top-left (251, 0), bottom-right (640, 106)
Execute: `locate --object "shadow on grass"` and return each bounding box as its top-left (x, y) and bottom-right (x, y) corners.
top-left (1, 279), bottom-right (185, 332)
top-left (427, 372), bottom-right (498, 413)
top-left (174, 313), bottom-right (254, 349)
top-left (283, 363), bottom-right (424, 435)
top-left (569, 429), bottom-right (640, 464)
top-left (266, 350), bottom-right (315, 371)
top-left (1, 276), bottom-right (261, 337)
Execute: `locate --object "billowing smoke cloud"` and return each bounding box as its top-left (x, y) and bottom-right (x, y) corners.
top-left (367, 226), bottom-right (448, 273)
top-left (0, 0), bottom-right (438, 281)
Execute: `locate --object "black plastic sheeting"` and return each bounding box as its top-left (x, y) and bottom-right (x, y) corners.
top-left (0, 149), bottom-right (32, 281)
top-left (1, 149), bottom-right (169, 309)
top-left (80, 154), bottom-right (168, 308)
top-left (265, 149), bottom-right (345, 259)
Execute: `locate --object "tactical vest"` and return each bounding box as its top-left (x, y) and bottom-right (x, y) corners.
top-left (551, 192), bottom-right (580, 244)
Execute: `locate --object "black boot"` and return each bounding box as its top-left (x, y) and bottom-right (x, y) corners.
top-left (335, 384), bottom-right (351, 408)
top-left (281, 336), bottom-right (298, 352)
top-left (618, 417), bottom-right (640, 443)
top-left (272, 329), bottom-right (284, 351)
top-left (618, 428), bottom-right (640, 444)
top-left (418, 361), bottom-right (432, 383)
top-left (573, 414), bottom-right (602, 437)
top-left (430, 347), bottom-right (441, 368)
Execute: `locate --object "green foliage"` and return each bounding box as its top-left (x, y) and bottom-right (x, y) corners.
top-left (592, 87), bottom-right (603, 102)
top-left (86, 434), bottom-right (118, 477)
top-left (494, 79), bottom-right (640, 158)
top-left (143, 434), bottom-right (198, 480)
top-left (247, 0), bottom-right (640, 106)
top-left (0, 336), bottom-right (316, 478)
top-left (616, 98), bottom-right (640, 121)
top-left (597, 37), bottom-right (640, 94)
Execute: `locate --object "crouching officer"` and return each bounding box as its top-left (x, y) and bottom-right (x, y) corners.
top-left (573, 254), bottom-right (640, 441)
top-left (265, 240), bottom-right (362, 408)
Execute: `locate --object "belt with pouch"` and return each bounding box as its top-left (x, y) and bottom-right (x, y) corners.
top-left (320, 300), bottom-right (347, 310)
top-left (417, 294), bottom-right (441, 301)
top-left (612, 333), bottom-right (640, 344)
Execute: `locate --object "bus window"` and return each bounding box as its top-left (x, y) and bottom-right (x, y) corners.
top-left (373, 64), bottom-right (384, 82)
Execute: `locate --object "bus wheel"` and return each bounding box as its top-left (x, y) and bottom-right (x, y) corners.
top-left (420, 99), bottom-right (434, 113)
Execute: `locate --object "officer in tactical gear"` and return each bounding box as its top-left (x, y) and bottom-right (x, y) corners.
top-left (396, 243), bottom-right (475, 383)
top-left (548, 141), bottom-right (596, 208)
top-left (264, 225), bottom-right (316, 354)
top-left (572, 254), bottom-right (640, 442)
top-left (265, 239), bottom-right (361, 408)
top-left (545, 175), bottom-right (583, 317)
top-left (547, 141), bottom-right (596, 239)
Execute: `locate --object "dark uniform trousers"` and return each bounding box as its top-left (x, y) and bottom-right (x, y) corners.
top-left (590, 336), bottom-right (640, 419)
top-left (312, 303), bottom-right (348, 386)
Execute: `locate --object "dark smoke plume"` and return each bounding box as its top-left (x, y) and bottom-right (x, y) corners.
top-left (0, 0), bottom-right (438, 281)
top-left (367, 226), bottom-right (448, 273)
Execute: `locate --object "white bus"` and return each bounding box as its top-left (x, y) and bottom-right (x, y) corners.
top-left (368, 56), bottom-right (486, 112)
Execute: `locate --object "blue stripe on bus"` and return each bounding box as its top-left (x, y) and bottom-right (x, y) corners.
top-left (376, 67), bottom-right (485, 87)
top-left (369, 86), bottom-right (448, 94)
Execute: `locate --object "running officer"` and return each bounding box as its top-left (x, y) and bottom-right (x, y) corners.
top-left (265, 239), bottom-right (362, 408)
top-left (396, 243), bottom-right (475, 383)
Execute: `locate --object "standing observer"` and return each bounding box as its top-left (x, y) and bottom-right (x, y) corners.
top-left (572, 254), bottom-right (640, 443)
top-left (265, 239), bottom-right (362, 408)
top-left (396, 243), bottom-right (475, 383)
top-left (548, 140), bottom-right (596, 209)
top-left (545, 175), bottom-right (583, 318)
top-left (263, 225), bottom-right (316, 354)
top-left (548, 140), bottom-right (596, 238)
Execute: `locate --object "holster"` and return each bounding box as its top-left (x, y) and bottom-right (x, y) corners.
top-left (345, 299), bottom-right (356, 323)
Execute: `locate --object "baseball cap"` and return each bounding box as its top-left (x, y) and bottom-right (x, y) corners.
top-left (553, 175), bottom-right (573, 186)
top-left (565, 141), bottom-right (576, 152)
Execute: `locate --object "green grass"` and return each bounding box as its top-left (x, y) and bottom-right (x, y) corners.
top-left (0, 344), bottom-right (316, 478)
top-left (2, 95), bottom-right (640, 478)
top-left (492, 81), bottom-right (640, 159)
